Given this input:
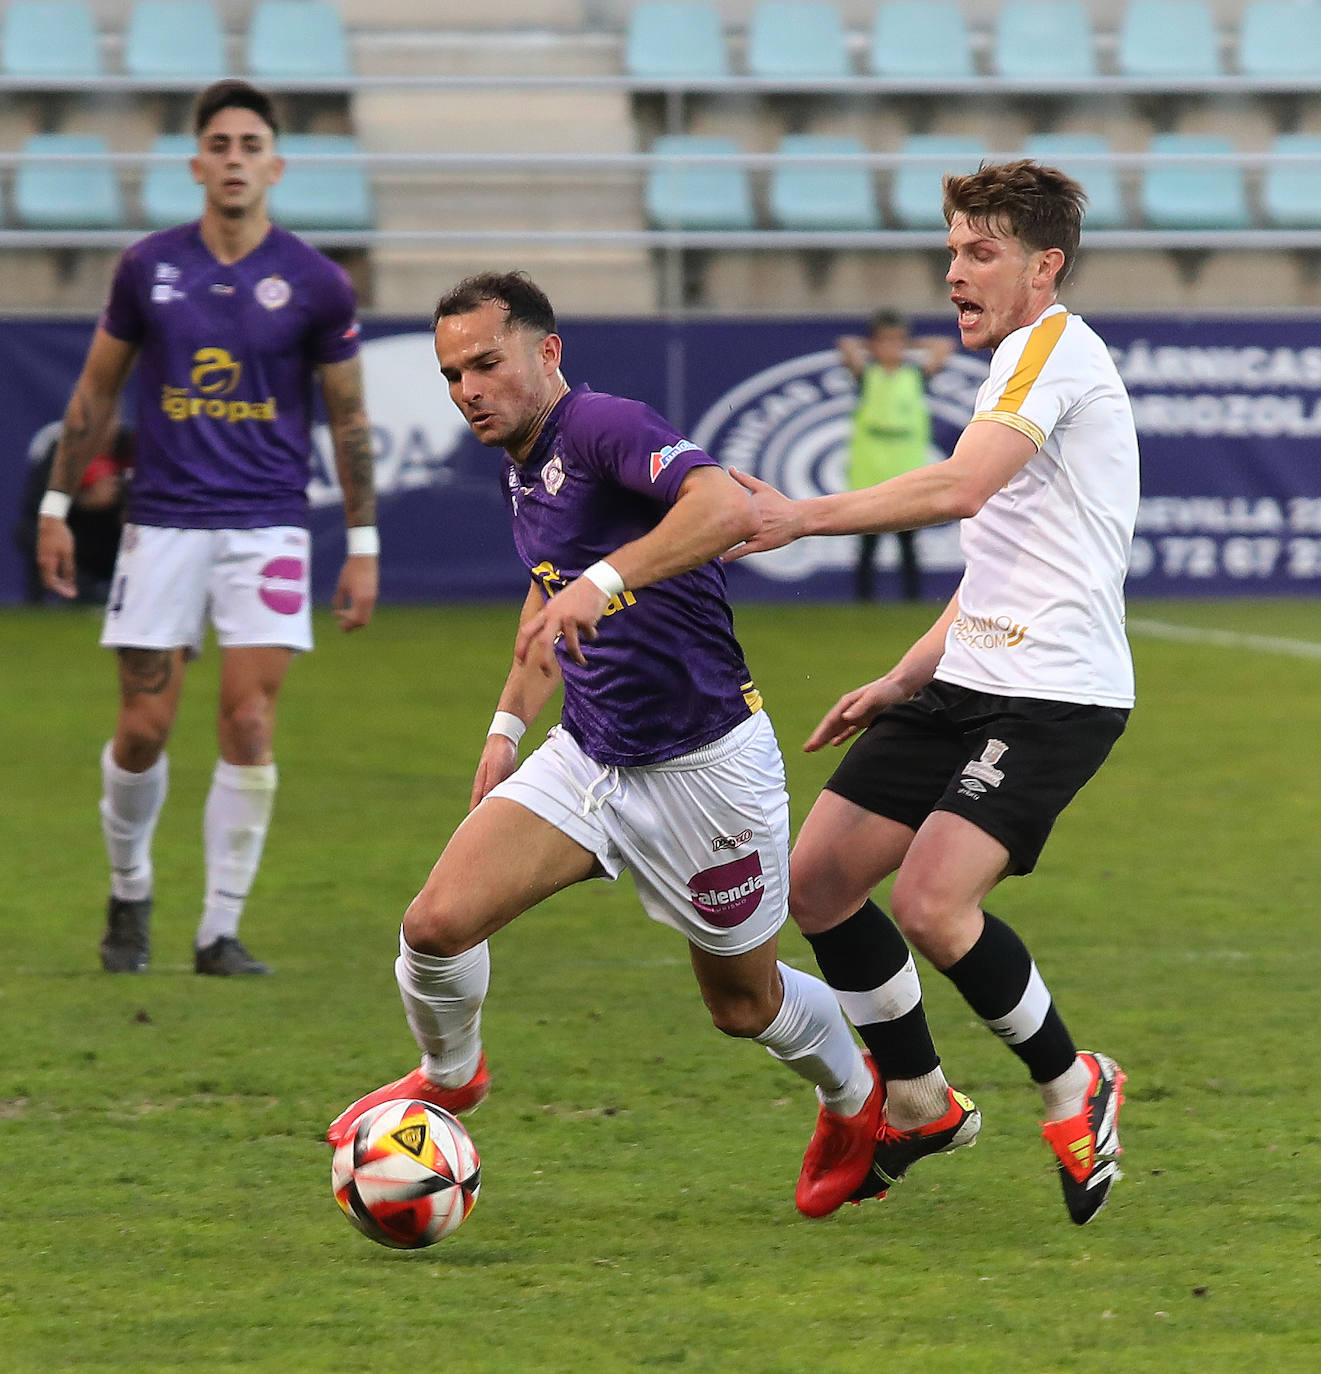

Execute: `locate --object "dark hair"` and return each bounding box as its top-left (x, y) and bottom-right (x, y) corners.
top-left (868, 310), bottom-right (908, 336)
top-left (432, 271), bottom-right (556, 334)
top-left (192, 80), bottom-right (280, 138)
top-left (943, 160), bottom-right (1086, 286)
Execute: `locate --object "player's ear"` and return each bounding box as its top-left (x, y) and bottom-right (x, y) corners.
top-left (539, 331), bottom-right (563, 372)
top-left (190, 155), bottom-right (204, 186)
top-left (1036, 246), bottom-right (1066, 290)
top-left (267, 154), bottom-right (286, 187)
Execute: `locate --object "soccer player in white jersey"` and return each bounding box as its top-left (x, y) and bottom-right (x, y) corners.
top-left (728, 161), bottom-right (1138, 1224)
top-left (36, 80), bottom-right (378, 976)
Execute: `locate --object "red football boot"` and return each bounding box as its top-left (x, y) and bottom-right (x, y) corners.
top-left (326, 1054), bottom-right (490, 1146)
top-left (794, 1055), bottom-right (884, 1218)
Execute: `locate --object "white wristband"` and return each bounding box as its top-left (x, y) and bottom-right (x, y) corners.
top-left (581, 559), bottom-right (625, 599)
top-left (39, 490), bottom-right (72, 521)
top-left (488, 711), bottom-right (526, 747)
top-left (347, 526), bottom-right (380, 557)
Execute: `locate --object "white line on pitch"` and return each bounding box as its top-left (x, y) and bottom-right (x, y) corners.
top-left (1128, 617), bottom-right (1321, 659)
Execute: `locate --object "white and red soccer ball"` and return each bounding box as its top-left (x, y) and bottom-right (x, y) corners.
top-left (332, 1099), bottom-right (480, 1249)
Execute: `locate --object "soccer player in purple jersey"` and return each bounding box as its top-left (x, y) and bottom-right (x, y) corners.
top-left (36, 80), bottom-right (378, 977)
top-left (327, 272), bottom-right (882, 1216)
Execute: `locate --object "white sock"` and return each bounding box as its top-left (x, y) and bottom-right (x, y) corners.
top-left (1041, 1055), bottom-right (1092, 1121)
top-left (195, 760), bottom-right (276, 948)
top-left (395, 929), bottom-right (490, 1088)
top-left (884, 1069), bottom-right (953, 1133)
top-left (757, 962), bottom-right (872, 1117)
top-left (100, 742), bottom-right (167, 902)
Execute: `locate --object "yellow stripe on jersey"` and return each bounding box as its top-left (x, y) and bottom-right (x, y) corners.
top-left (741, 681), bottom-right (764, 713)
top-left (994, 309), bottom-right (1069, 416)
top-left (970, 409), bottom-right (1047, 449)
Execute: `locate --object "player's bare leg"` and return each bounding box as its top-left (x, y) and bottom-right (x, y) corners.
top-left (327, 797), bottom-right (599, 1144)
top-left (688, 935), bottom-right (879, 1217)
top-left (98, 647), bottom-right (187, 972)
top-left (193, 645), bottom-right (293, 975)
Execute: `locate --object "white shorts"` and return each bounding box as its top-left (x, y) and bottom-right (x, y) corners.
top-left (488, 710), bottom-right (790, 956)
top-left (100, 524), bottom-right (313, 656)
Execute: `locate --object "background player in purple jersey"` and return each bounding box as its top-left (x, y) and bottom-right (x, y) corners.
top-left (327, 272), bottom-right (884, 1218)
top-left (35, 80), bottom-right (378, 978)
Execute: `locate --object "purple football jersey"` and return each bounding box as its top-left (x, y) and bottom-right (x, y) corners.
top-left (504, 385), bottom-right (760, 767)
top-left (101, 222), bottom-right (360, 529)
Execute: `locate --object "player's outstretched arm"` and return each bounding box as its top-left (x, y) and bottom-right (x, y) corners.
top-left (37, 328), bottom-right (137, 598)
top-left (804, 594), bottom-right (960, 752)
top-left (514, 465), bottom-right (757, 674)
top-left (472, 581), bottom-right (562, 809)
top-left (726, 417), bottom-right (1037, 561)
top-left (319, 356), bottom-right (378, 631)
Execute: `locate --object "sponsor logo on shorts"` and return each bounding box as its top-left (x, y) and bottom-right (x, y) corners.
top-left (258, 557), bottom-right (306, 615)
top-left (710, 828), bottom-right (754, 852)
top-left (962, 739), bottom-right (1008, 788)
top-left (687, 851), bottom-right (765, 927)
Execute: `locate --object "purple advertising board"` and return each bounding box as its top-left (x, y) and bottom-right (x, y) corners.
top-left (2, 314), bottom-right (1319, 605)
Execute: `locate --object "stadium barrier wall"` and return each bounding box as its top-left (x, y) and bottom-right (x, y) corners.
top-left (3, 314), bottom-right (1319, 605)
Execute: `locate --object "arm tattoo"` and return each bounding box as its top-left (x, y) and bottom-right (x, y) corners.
top-left (322, 362), bottom-right (377, 528)
top-left (117, 648), bottom-right (175, 700)
top-left (50, 389), bottom-right (101, 494)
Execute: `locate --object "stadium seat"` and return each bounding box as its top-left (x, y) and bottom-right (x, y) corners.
top-left (1262, 132), bottom-right (1321, 226)
top-left (269, 134), bottom-right (373, 229)
top-left (889, 134), bottom-right (985, 228)
top-left (747, 2), bottom-right (850, 78)
top-left (1, 0), bottom-right (100, 77)
top-left (1023, 134), bottom-right (1124, 228)
top-left (1140, 133), bottom-right (1249, 228)
top-left (645, 135), bottom-right (755, 230)
top-left (626, 2), bottom-right (728, 78)
top-left (247, 0), bottom-right (350, 80)
top-left (141, 134), bottom-right (198, 228)
top-left (1239, 0), bottom-right (1321, 77)
top-left (1118, 0), bottom-right (1221, 78)
top-left (870, 2), bottom-right (974, 78)
top-left (125, 0), bottom-right (224, 80)
top-left (769, 135), bottom-right (879, 229)
top-left (994, 1), bottom-right (1096, 80)
top-left (15, 133), bottom-right (122, 228)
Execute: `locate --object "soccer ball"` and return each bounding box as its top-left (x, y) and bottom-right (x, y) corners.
top-left (332, 1098), bottom-right (481, 1249)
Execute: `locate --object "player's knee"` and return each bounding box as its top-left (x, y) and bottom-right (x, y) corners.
top-left (402, 891), bottom-right (478, 960)
top-left (788, 860), bottom-right (857, 935)
top-left (218, 698), bottom-right (274, 765)
top-left (889, 875), bottom-right (950, 949)
top-left (705, 988), bottom-right (776, 1039)
top-left (115, 714), bottom-right (170, 770)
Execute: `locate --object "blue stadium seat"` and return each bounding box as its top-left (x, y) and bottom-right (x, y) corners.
top-left (1118, 0), bottom-right (1221, 78)
top-left (769, 135), bottom-right (878, 229)
top-left (626, 2), bottom-right (728, 78)
top-left (15, 134), bottom-right (122, 228)
top-left (645, 135), bottom-right (755, 230)
top-left (125, 0), bottom-right (224, 80)
top-left (141, 134), bottom-right (198, 228)
top-left (995, 1), bottom-right (1096, 79)
top-left (1023, 133), bottom-right (1124, 228)
top-left (269, 134), bottom-right (373, 230)
top-left (747, 2), bottom-right (850, 78)
top-left (1, 0), bottom-right (100, 77)
top-left (1262, 132), bottom-right (1321, 226)
top-left (247, 0), bottom-right (349, 80)
top-left (1140, 134), bottom-right (1249, 228)
top-left (1240, 0), bottom-right (1321, 77)
top-left (870, 2), bottom-right (974, 78)
top-left (889, 134), bottom-right (985, 228)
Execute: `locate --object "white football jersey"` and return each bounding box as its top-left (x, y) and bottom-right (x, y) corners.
top-left (936, 303), bottom-right (1139, 708)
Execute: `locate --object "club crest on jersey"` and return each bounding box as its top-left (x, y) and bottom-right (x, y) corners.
top-left (649, 439), bottom-right (699, 482)
top-left (542, 454), bottom-right (565, 496)
top-left (255, 275), bottom-right (291, 311)
top-left (154, 263), bottom-right (179, 283)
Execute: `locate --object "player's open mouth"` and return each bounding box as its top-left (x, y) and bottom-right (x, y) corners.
top-left (952, 296), bottom-right (982, 328)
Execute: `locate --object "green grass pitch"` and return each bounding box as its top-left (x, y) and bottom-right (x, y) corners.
top-left (2, 598), bottom-right (1320, 1373)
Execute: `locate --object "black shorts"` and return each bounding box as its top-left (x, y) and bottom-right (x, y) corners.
top-left (824, 680), bottom-right (1129, 875)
